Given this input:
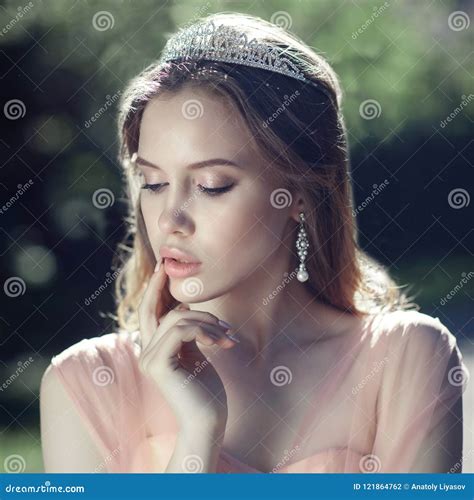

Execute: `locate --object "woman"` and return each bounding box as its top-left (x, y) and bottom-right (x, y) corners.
top-left (40, 12), bottom-right (468, 474)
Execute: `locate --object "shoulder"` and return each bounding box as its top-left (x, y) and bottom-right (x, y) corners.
top-left (51, 330), bottom-right (136, 365)
top-left (372, 309), bottom-right (468, 391)
top-left (370, 309), bottom-right (460, 353)
top-left (50, 330), bottom-right (137, 372)
top-left (43, 330), bottom-right (139, 396)
top-left (40, 331), bottom-right (138, 469)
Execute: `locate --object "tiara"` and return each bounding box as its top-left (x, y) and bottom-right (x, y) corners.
top-left (158, 19), bottom-right (333, 100)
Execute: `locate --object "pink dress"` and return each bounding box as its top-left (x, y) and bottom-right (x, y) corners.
top-left (49, 310), bottom-right (469, 473)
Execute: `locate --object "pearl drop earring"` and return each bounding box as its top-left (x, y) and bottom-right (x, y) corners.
top-left (296, 212), bottom-right (309, 282)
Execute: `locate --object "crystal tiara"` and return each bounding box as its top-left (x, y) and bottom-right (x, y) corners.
top-left (158, 19), bottom-right (333, 101)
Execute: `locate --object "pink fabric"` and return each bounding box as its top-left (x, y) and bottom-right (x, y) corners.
top-left (49, 310), bottom-right (468, 473)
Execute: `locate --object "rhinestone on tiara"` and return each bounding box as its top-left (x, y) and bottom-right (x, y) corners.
top-left (158, 19), bottom-right (332, 98)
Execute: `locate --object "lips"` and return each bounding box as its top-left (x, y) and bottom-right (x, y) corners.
top-left (159, 246), bottom-right (201, 264)
top-left (163, 258), bottom-right (202, 279)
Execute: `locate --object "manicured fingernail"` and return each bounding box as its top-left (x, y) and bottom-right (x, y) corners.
top-left (218, 319), bottom-right (232, 329)
top-left (227, 334), bottom-right (240, 343)
top-left (154, 260), bottom-right (162, 273)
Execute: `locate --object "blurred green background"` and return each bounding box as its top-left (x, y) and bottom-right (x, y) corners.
top-left (0, 0), bottom-right (472, 473)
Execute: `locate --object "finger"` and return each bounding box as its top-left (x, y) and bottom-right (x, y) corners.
top-left (176, 319), bottom-right (237, 349)
top-left (176, 303), bottom-right (190, 312)
top-left (162, 309), bottom-right (233, 334)
top-left (140, 324), bottom-right (218, 373)
top-left (138, 258), bottom-right (167, 349)
top-left (145, 302), bottom-right (191, 346)
top-left (141, 316), bottom-right (235, 359)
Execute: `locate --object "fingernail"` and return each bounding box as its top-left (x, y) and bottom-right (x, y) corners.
top-left (218, 319), bottom-right (232, 329)
top-left (227, 334), bottom-right (240, 343)
top-left (154, 260), bottom-right (162, 273)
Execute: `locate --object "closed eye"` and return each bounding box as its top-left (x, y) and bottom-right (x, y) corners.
top-left (140, 183), bottom-right (234, 197)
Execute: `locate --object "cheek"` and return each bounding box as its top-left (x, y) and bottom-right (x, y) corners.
top-left (202, 192), bottom-right (285, 263)
top-left (140, 197), bottom-right (160, 240)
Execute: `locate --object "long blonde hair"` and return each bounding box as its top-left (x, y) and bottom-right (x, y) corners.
top-left (112, 12), bottom-right (418, 333)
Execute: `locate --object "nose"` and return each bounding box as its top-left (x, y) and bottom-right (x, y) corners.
top-left (157, 192), bottom-right (195, 236)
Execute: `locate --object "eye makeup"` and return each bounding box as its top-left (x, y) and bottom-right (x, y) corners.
top-left (132, 154), bottom-right (239, 197)
top-left (140, 182), bottom-right (235, 197)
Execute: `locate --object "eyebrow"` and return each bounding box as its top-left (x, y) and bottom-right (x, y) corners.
top-left (135, 155), bottom-right (243, 171)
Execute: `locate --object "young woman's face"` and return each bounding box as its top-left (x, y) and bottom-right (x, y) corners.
top-left (136, 86), bottom-right (299, 302)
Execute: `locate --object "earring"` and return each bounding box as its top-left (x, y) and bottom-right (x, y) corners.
top-left (296, 212), bottom-right (309, 282)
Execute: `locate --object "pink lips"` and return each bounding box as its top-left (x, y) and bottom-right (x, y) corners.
top-left (163, 258), bottom-right (202, 278)
top-left (159, 246), bottom-right (202, 278)
top-left (159, 246), bottom-right (200, 263)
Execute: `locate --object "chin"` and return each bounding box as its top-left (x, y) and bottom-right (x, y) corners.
top-left (167, 274), bottom-right (207, 302)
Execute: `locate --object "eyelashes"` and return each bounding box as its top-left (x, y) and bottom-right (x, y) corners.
top-left (140, 183), bottom-right (235, 197)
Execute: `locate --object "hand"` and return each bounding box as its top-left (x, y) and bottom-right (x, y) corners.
top-left (137, 258), bottom-right (238, 432)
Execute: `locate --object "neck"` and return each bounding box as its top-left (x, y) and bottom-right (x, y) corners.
top-left (190, 252), bottom-right (321, 359)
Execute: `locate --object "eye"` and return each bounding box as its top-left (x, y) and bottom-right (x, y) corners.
top-left (141, 183), bottom-right (164, 193)
top-left (140, 183), bottom-right (234, 197)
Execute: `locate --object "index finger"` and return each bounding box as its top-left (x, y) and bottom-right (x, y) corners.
top-left (138, 258), bottom-right (168, 348)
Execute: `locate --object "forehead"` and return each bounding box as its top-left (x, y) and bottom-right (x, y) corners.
top-left (138, 87), bottom-right (262, 168)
